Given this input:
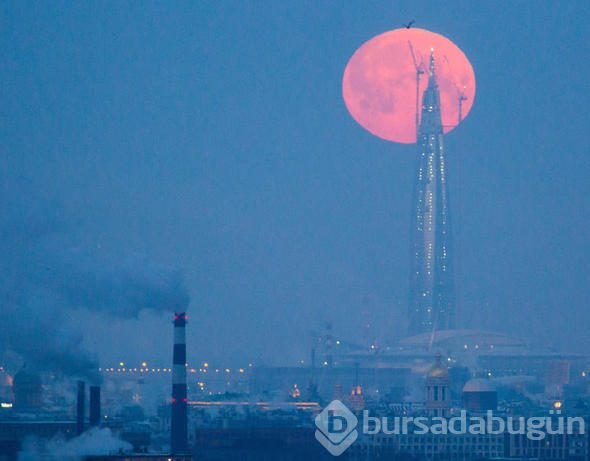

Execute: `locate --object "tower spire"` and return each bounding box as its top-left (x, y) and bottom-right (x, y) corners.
top-left (428, 48), bottom-right (436, 79)
top-left (408, 46), bottom-right (455, 336)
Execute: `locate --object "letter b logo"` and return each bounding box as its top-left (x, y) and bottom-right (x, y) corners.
top-left (329, 410), bottom-right (348, 434)
top-left (315, 400), bottom-right (358, 456)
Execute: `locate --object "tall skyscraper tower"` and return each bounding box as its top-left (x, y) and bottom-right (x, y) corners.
top-left (408, 51), bottom-right (455, 336)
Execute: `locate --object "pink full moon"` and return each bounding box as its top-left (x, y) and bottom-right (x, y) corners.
top-left (342, 28), bottom-right (476, 144)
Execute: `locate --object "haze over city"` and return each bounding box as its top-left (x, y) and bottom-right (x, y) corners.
top-left (4, 1), bottom-right (588, 369)
top-left (1, 3), bottom-right (590, 459)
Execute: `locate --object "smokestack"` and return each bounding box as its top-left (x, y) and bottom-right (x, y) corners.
top-left (171, 312), bottom-right (188, 453)
top-left (76, 381), bottom-right (85, 435)
top-left (89, 385), bottom-right (100, 426)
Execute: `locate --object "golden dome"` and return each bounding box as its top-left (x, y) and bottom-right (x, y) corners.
top-left (427, 353), bottom-right (448, 379)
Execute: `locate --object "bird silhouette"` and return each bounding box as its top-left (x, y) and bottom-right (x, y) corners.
top-left (403, 19), bottom-right (416, 29)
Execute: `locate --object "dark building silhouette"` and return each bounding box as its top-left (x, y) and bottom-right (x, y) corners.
top-left (462, 378), bottom-right (498, 412)
top-left (408, 50), bottom-right (455, 336)
top-left (89, 385), bottom-right (101, 426)
top-left (12, 368), bottom-right (42, 411)
top-left (76, 380), bottom-right (85, 435)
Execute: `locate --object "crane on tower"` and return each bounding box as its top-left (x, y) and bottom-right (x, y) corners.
top-left (457, 86), bottom-right (468, 124)
top-left (408, 40), bottom-right (424, 141)
top-left (443, 55), bottom-right (469, 126)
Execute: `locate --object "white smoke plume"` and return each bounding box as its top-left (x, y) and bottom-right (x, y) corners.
top-left (18, 427), bottom-right (132, 461)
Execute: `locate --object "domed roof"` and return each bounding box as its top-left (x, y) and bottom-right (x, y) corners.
top-left (463, 378), bottom-right (496, 393)
top-left (427, 353), bottom-right (448, 379)
top-left (400, 329), bottom-right (527, 350)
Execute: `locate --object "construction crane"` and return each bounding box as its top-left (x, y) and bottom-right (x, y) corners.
top-left (443, 55), bottom-right (469, 126)
top-left (408, 40), bottom-right (424, 141)
top-left (457, 86), bottom-right (468, 125)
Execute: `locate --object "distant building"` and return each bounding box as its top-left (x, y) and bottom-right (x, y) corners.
top-left (249, 366), bottom-right (410, 402)
top-left (12, 368), bottom-right (42, 411)
top-left (425, 354), bottom-right (451, 418)
top-left (462, 378), bottom-right (498, 412)
top-left (506, 430), bottom-right (588, 460)
top-left (341, 329), bottom-right (590, 386)
top-left (353, 431), bottom-right (505, 461)
top-left (348, 384), bottom-right (365, 413)
top-left (545, 359), bottom-right (571, 398)
top-left (408, 50), bottom-right (455, 336)
top-left (352, 419), bottom-right (588, 461)
top-left (194, 427), bottom-right (326, 461)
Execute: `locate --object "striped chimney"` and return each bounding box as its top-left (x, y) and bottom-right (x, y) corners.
top-left (171, 312), bottom-right (188, 453)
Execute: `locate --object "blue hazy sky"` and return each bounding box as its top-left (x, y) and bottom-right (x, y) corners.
top-left (1, 1), bottom-right (589, 369)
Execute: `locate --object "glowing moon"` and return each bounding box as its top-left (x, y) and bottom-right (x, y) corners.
top-left (342, 28), bottom-right (476, 144)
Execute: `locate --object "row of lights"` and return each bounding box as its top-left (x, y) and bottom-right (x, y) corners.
top-left (101, 368), bottom-right (172, 373)
top-left (100, 368), bottom-right (249, 374)
top-left (100, 362), bottom-right (251, 374)
top-left (196, 368), bottom-right (246, 374)
top-left (462, 344), bottom-right (495, 350)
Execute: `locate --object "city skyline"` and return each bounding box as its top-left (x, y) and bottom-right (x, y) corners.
top-left (1, 3), bottom-right (590, 460)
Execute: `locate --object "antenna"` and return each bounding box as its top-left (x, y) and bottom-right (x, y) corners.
top-left (408, 40), bottom-right (425, 141)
